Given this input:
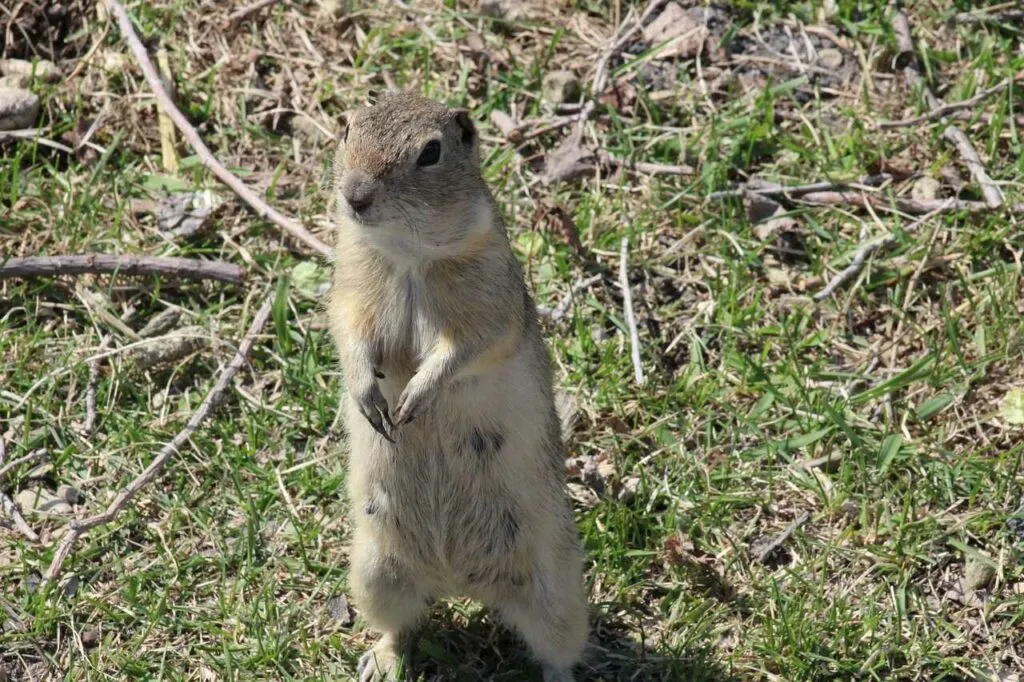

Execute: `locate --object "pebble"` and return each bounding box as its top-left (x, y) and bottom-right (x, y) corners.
top-left (0, 75), bottom-right (30, 89)
top-left (817, 48), bottom-right (844, 70)
top-left (0, 58), bottom-right (60, 82)
top-left (0, 87), bottom-right (40, 131)
top-left (16, 487), bottom-right (72, 515)
top-left (964, 557), bottom-right (996, 592)
top-left (912, 176), bottom-right (942, 202)
top-left (542, 70), bottom-right (581, 106)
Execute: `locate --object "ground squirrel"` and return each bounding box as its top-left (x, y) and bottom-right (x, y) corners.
top-left (326, 92), bottom-right (588, 681)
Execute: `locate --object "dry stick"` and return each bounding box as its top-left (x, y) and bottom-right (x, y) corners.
top-left (0, 449), bottom-right (48, 481)
top-left (0, 255), bottom-right (243, 284)
top-left (104, 0), bottom-right (333, 260)
top-left (619, 238), bottom-right (645, 387)
top-left (707, 175), bottom-right (897, 200)
top-left (877, 73), bottom-right (1023, 129)
top-left (891, 4), bottom-right (1004, 209)
top-left (226, 0), bottom-right (286, 27)
top-left (796, 190), bottom-right (1023, 216)
top-left (44, 290), bottom-right (276, 582)
top-left (537, 274), bottom-right (603, 321)
top-left (572, 0), bottom-right (663, 146)
top-left (83, 337), bottom-right (111, 436)
top-left (755, 512), bottom-right (810, 564)
top-left (0, 440), bottom-right (40, 543)
top-left (954, 10), bottom-right (1024, 24)
top-left (813, 200), bottom-right (953, 302)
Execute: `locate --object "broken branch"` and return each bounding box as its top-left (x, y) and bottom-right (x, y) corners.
top-left (43, 288), bottom-right (276, 582)
top-left (0, 255), bottom-right (243, 284)
top-left (104, 0), bottom-right (333, 259)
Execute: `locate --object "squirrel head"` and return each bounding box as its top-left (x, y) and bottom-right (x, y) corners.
top-left (332, 92), bottom-right (493, 263)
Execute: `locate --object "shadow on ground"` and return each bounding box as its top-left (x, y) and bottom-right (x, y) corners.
top-left (403, 605), bottom-right (732, 682)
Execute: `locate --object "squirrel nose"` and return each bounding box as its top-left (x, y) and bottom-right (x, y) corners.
top-left (343, 172), bottom-right (375, 214)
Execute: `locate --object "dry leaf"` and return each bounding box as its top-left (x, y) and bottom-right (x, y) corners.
top-left (643, 2), bottom-right (708, 60)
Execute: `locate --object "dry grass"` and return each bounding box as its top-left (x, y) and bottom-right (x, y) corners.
top-left (2, 1), bottom-right (1024, 680)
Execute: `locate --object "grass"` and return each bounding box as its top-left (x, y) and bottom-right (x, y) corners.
top-left (2, 0), bottom-right (1024, 680)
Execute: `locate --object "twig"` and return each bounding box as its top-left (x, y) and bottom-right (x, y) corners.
top-left (226, 0), bottom-right (285, 27)
top-left (954, 10), bottom-right (1024, 24)
top-left (537, 274), bottom-right (603, 321)
top-left (603, 153), bottom-right (695, 176)
top-left (890, 3), bottom-right (1004, 209)
top-left (1, 493), bottom-right (39, 542)
top-left (942, 125), bottom-right (1004, 208)
top-left (813, 200), bottom-right (953, 302)
top-left (572, 0), bottom-right (663, 146)
top-left (83, 337), bottom-right (111, 436)
top-left (619, 238), bottom-right (645, 386)
top-left (0, 439), bottom-right (40, 543)
top-left (0, 255), bottom-right (243, 284)
top-left (796, 190), bottom-right (1023, 216)
top-left (877, 73), bottom-right (1023, 129)
top-left (44, 289), bottom-right (276, 582)
top-left (0, 449), bottom-right (48, 481)
top-left (755, 512), bottom-right (810, 564)
top-left (708, 175), bottom-right (896, 200)
top-left (104, 0), bottom-right (333, 259)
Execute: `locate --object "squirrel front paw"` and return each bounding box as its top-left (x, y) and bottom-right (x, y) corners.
top-left (392, 373), bottom-right (438, 426)
top-left (353, 379), bottom-right (395, 442)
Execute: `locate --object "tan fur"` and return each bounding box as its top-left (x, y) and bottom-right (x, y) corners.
top-left (326, 92), bottom-right (587, 682)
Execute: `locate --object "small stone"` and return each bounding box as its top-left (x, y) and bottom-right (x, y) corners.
top-left (291, 115), bottom-right (333, 143)
top-left (17, 487), bottom-right (72, 515)
top-left (62, 575), bottom-right (80, 598)
top-left (617, 476), bottom-right (641, 504)
top-left (327, 594), bottom-right (352, 625)
top-left (99, 51), bottom-right (129, 73)
top-left (0, 75), bottom-right (30, 89)
top-left (0, 58), bottom-right (61, 82)
top-left (317, 0), bottom-right (345, 18)
top-left (817, 48), bottom-right (844, 70)
top-left (57, 485), bottom-right (82, 505)
top-left (0, 88), bottom-right (40, 131)
top-left (81, 630), bottom-right (99, 648)
top-left (542, 70), bottom-right (581, 106)
top-left (963, 557), bottom-right (996, 592)
top-left (912, 176), bottom-right (942, 202)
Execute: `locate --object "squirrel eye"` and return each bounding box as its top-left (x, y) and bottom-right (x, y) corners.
top-left (417, 140), bottom-right (441, 167)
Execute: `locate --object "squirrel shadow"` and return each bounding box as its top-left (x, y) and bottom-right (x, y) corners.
top-left (407, 603), bottom-right (733, 682)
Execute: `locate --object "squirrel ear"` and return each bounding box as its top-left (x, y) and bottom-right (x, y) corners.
top-left (366, 90), bottom-right (378, 106)
top-left (454, 109), bottom-right (475, 145)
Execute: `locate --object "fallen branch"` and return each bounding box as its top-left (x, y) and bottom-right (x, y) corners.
top-left (44, 289), bottom-right (276, 582)
top-left (105, 0), bottom-right (333, 259)
top-left (619, 238), bottom-right (645, 387)
top-left (877, 73), bottom-right (1023, 129)
top-left (0, 440), bottom-right (40, 543)
top-left (0, 255), bottom-right (243, 284)
top-left (890, 3), bottom-right (1004, 209)
top-left (603, 153), bottom-right (695, 177)
top-left (813, 200), bottom-right (953, 302)
top-left (226, 0), bottom-right (285, 27)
